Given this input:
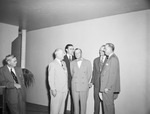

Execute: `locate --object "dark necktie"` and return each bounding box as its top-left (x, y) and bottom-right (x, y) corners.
top-left (10, 69), bottom-right (19, 84)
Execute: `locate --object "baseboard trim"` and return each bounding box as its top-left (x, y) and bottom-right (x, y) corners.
top-left (26, 102), bottom-right (71, 114)
top-left (26, 102), bottom-right (48, 112)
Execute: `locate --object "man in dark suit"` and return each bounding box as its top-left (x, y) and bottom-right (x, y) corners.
top-left (0, 54), bottom-right (26, 114)
top-left (91, 45), bottom-right (106, 114)
top-left (100, 43), bottom-right (120, 114)
top-left (63, 44), bottom-right (75, 113)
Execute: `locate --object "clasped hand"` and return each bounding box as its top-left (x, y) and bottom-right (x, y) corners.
top-left (14, 83), bottom-right (21, 89)
top-left (51, 89), bottom-right (57, 97)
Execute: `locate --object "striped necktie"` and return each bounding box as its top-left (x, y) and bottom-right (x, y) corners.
top-left (10, 69), bottom-right (19, 84)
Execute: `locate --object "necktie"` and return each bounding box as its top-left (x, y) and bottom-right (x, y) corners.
top-left (100, 56), bottom-right (103, 63)
top-left (10, 69), bottom-right (19, 84)
top-left (69, 55), bottom-right (72, 61)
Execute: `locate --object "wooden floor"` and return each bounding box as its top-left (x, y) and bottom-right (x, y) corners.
top-left (2, 102), bottom-right (71, 114)
top-left (26, 102), bottom-right (49, 114)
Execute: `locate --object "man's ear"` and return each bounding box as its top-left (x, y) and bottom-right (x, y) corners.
top-left (65, 49), bottom-right (68, 53)
top-left (7, 60), bottom-right (10, 65)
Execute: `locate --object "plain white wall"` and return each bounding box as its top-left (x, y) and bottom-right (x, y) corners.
top-left (146, 10), bottom-right (150, 114)
top-left (0, 23), bottom-right (18, 67)
top-left (26, 10), bottom-right (149, 114)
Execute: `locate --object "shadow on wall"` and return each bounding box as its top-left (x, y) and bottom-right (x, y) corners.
top-left (45, 65), bottom-right (50, 113)
top-left (22, 68), bottom-right (34, 88)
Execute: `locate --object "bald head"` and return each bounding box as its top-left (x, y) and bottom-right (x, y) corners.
top-left (54, 48), bottom-right (65, 61)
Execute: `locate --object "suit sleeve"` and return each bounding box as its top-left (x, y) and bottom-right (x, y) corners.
top-left (48, 63), bottom-right (56, 90)
top-left (106, 57), bottom-right (119, 90)
top-left (91, 60), bottom-right (95, 84)
top-left (70, 62), bottom-right (73, 77)
top-left (0, 68), bottom-right (15, 88)
top-left (87, 61), bottom-right (92, 82)
top-left (18, 68), bottom-right (26, 89)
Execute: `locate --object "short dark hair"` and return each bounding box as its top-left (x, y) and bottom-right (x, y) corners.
top-left (106, 43), bottom-right (115, 52)
top-left (65, 44), bottom-right (73, 53)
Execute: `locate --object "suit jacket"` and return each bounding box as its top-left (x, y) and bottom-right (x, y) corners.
top-left (48, 59), bottom-right (68, 92)
top-left (0, 65), bottom-right (26, 104)
top-left (63, 55), bottom-right (75, 88)
top-left (70, 58), bottom-right (92, 91)
top-left (91, 56), bottom-right (107, 88)
top-left (100, 54), bottom-right (120, 93)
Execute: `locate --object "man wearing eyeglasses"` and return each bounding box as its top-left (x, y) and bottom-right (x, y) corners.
top-left (91, 45), bottom-right (107, 114)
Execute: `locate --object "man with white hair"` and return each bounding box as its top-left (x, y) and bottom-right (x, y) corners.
top-left (0, 54), bottom-right (26, 114)
top-left (48, 48), bottom-right (68, 114)
top-left (100, 43), bottom-right (120, 114)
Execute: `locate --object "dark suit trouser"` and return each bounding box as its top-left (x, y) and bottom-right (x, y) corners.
top-left (7, 90), bottom-right (26, 114)
top-left (64, 87), bottom-right (74, 114)
top-left (93, 87), bottom-right (101, 114)
top-left (102, 90), bottom-right (115, 114)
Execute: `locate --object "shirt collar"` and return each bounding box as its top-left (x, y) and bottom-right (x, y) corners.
top-left (108, 52), bottom-right (114, 58)
top-left (7, 65), bottom-right (14, 72)
top-left (77, 58), bottom-right (83, 61)
top-left (55, 58), bottom-right (61, 65)
top-left (67, 54), bottom-right (72, 58)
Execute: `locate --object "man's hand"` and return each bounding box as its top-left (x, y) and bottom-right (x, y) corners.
top-left (88, 83), bottom-right (93, 88)
top-left (99, 92), bottom-right (103, 101)
top-left (14, 83), bottom-right (21, 89)
top-left (114, 93), bottom-right (119, 100)
top-left (51, 90), bottom-right (57, 97)
top-left (104, 88), bottom-right (109, 93)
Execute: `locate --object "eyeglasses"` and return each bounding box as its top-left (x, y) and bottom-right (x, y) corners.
top-left (99, 50), bottom-right (105, 53)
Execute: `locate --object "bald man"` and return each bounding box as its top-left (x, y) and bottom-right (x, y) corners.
top-left (48, 48), bottom-right (68, 114)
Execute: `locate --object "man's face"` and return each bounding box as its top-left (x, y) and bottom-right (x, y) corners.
top-left (99, 47), bottom-right (105, 56)
top-left (66, 46), bottom-right (74, 55)
top-left (57, 50), bottom-right (65, 61)
top-left (8, 57), bottom-right (17, 67)
top-left (105, 45), bottom-right (112, 56)
top-left (75, 50), bottom-right (82, 59)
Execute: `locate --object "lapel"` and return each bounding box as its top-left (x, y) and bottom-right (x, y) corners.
top-left (72, 55), bottom-right (75, 61)
top-left (99, 56), bottom-right (103, 67)
top-left (14, 67), bottom-right (22, 84)
top-left (14, 67), bottom-right (19, 76)
top-left (96, 57), bottom-right (101, 71)
top-left (101, 56), bottom-right (108, 73)
top-left (74, 59), bottom-right (83, 69)
top-left (54, 59), bottom-right (62, 68)
top-left (64, 55), bottom-right (69, 63)
top-left (102, 54), bottom-right (115, 73)
top-left (79, 59), bottom-right (84, 69)
top-left (54, 59), bottom-right (67, 72)
top-left (64, 55), bottom-right (75, 62)
top-left (3, 65), bottom-right (15, 82)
